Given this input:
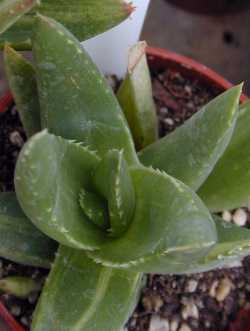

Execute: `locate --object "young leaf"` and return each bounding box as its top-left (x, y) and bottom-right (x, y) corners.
top-left (0, 0), bottom-right (39, 35)
top-left (89, 166), bottom-right (217, 270)
top-left (199, 100), bottom-right (250, 211)
top-left (0, 192), bottom-right (56, 268)
top-left (0, 0), bottom-right (133, 49)
top-left (15, 130), bottom-right (108, 250)
top-left (93, 150), bottom-right (135, 237)
top-left (139, 85), bottom-right (242, 191)
top-left (202, 216), bottom-right (250, 267)
top-left (117, 42), bottom-right (158, 150)
top-left (79, 188), bottom-right (109, 231)
top-left (32, 246), bottom-right (143, 331)
top-left (4, 44), bottom-right (41, 137)
top-left (33, 15), bottom-right (138, 165)
top-left (0, 276), bottom-right (41, 298)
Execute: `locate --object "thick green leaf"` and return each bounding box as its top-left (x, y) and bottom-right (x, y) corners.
top-left (89, 166), bottom-right (217, 270)
top-left (0, 0), bottom-right (132, 49)
top-left (139, 86), bottom-right (242, 191)
top-left (33, 15), bottom-right (137, 165)
top-left (0, 276), bottom-right (41, 298)
top-left (117, 42), bottom-right (158, 150)
top-left (32, 246), bottom-right (143, 331)
top-left (15, 130), bottom-right (108, 250)
top-left (79, 188), bottom-right (109, 231)
top-left (0, 192), bottom-right (56, 268)
top-left (199, 100), bottom-right (250, 211)
top-left (127, 215), bottom-right (250, 274)
top-left (4, 44), bottom-right (41, 137)
top-left (93, 150), bottom-right (135, 237)
top-left (0, 0), bottom-right (39, 35)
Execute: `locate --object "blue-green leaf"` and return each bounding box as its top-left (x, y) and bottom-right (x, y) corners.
top-left (32, 246), bottom-right (143, 331)
top-left (199, 100), bottom-right (250, 211)
top-left (15, 130), bottom-right (108, 250)
top-left (139, 86), bottom-right (242, 191)
top-left (33, 15), bottom-right (137, 165)
top-left (0, 192), bottom-right (56, 268)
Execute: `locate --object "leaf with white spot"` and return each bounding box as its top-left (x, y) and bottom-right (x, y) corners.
top-left (0, 0), bottom-right (132, 49)
top-left (15, 130), bottom-right (108, 250)
top-left (33, 15), bottom-right (137, 165)
top-left (139, 86), bottom-right (242, 191)
top-left (32, 246), bottom-right (143, 331)
top-left (0, 0), bottom-right (39, 35)
top-left (0, 192), bottom-right (56, 268)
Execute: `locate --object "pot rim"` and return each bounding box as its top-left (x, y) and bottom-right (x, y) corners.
top-left (146, 46), bottom-right (248, 103)
top-left (0, 302), bottom-right (25, 331)
top-left (0, 47), bottom-right (248, 331)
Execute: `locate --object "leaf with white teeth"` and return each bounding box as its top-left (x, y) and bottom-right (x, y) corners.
top-left (15, 130), bottom-right (108, 250)
top-left (79, 189), bottom-right (109, 231)
top-left (89, 166), bottom-right (217, 271)
top-left (93, 150), bottom-right (135, 237)
top-left (33, 15), bottom-right (138, 166)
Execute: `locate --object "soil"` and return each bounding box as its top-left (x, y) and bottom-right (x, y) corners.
top-left (1, 69), bottom-right (250, 331)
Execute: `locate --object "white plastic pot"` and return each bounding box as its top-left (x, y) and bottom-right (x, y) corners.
top-left (81, 0), bottom-right (151, 78)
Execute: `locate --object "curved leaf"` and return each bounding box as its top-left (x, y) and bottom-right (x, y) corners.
top-left (0, 192), bottom-right (56, 268)
top-left (4, 45), bottom-right (41, 137)
top-left (0, 0), bottom-right (132, 49)
top-left (139, 85), bottom-right (242, 191)
top-left (89, 167), bottom-right (217, 269)
top-left (79, 188), bottom-right (109, 231)
top-left (0, 0), bottom-right (39, 35)
top-left (93, 150), bottom-right (135, 237)
top-left (15, 130), bottom-right (108, 250)
top-left (117, 42), bottom-right (158, 150)
top-left (127, 216), bottom-right (250, 274)
top-left (199, 100), bottom-right (250, 211)
top-left (32, 246), bottom-right (143, 331)
top-left (33, 15), bottom-right (137, 166)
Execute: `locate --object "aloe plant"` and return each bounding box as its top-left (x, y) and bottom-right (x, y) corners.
top-left (0, 8), bottom-right (250, 331)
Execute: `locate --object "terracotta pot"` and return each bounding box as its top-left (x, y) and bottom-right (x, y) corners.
top-left (166, 0), bottom-right (250, 15)
top-left (0, 47), bottom-right (248, 331)
top-left (0, 302), bottom-right (25, 331)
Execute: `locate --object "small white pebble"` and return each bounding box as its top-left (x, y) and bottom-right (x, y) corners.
top-left (149, 316), bottom-right (169, 331)
top-left (222, 210), bottom-right (232, 223)
top-left (10, 305), bottom-right (21, 316)
top-left (233, 208), bottom-right (247, 226)
top-left (159, 107), bottom-right (168, 115)
top-left (9, 131), bottom-right (24, 147)
top-left (185, 279), bottom-right (198, 293)
top-left (164, 118), bottom-right (174, 126)
top-left (182, 302), bottom-right (199, 320)
top-left (170, 319), bottom-right (179, 331)
top-left (216, 278), bottom-right (232, 302)
top-left (179, 323), bottom-right (191, 331)
top-left (209, 280), bottom-right (219, 297)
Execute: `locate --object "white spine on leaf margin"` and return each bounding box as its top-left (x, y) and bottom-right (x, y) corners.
top-left (81, 0), bottom-right (151, 78)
